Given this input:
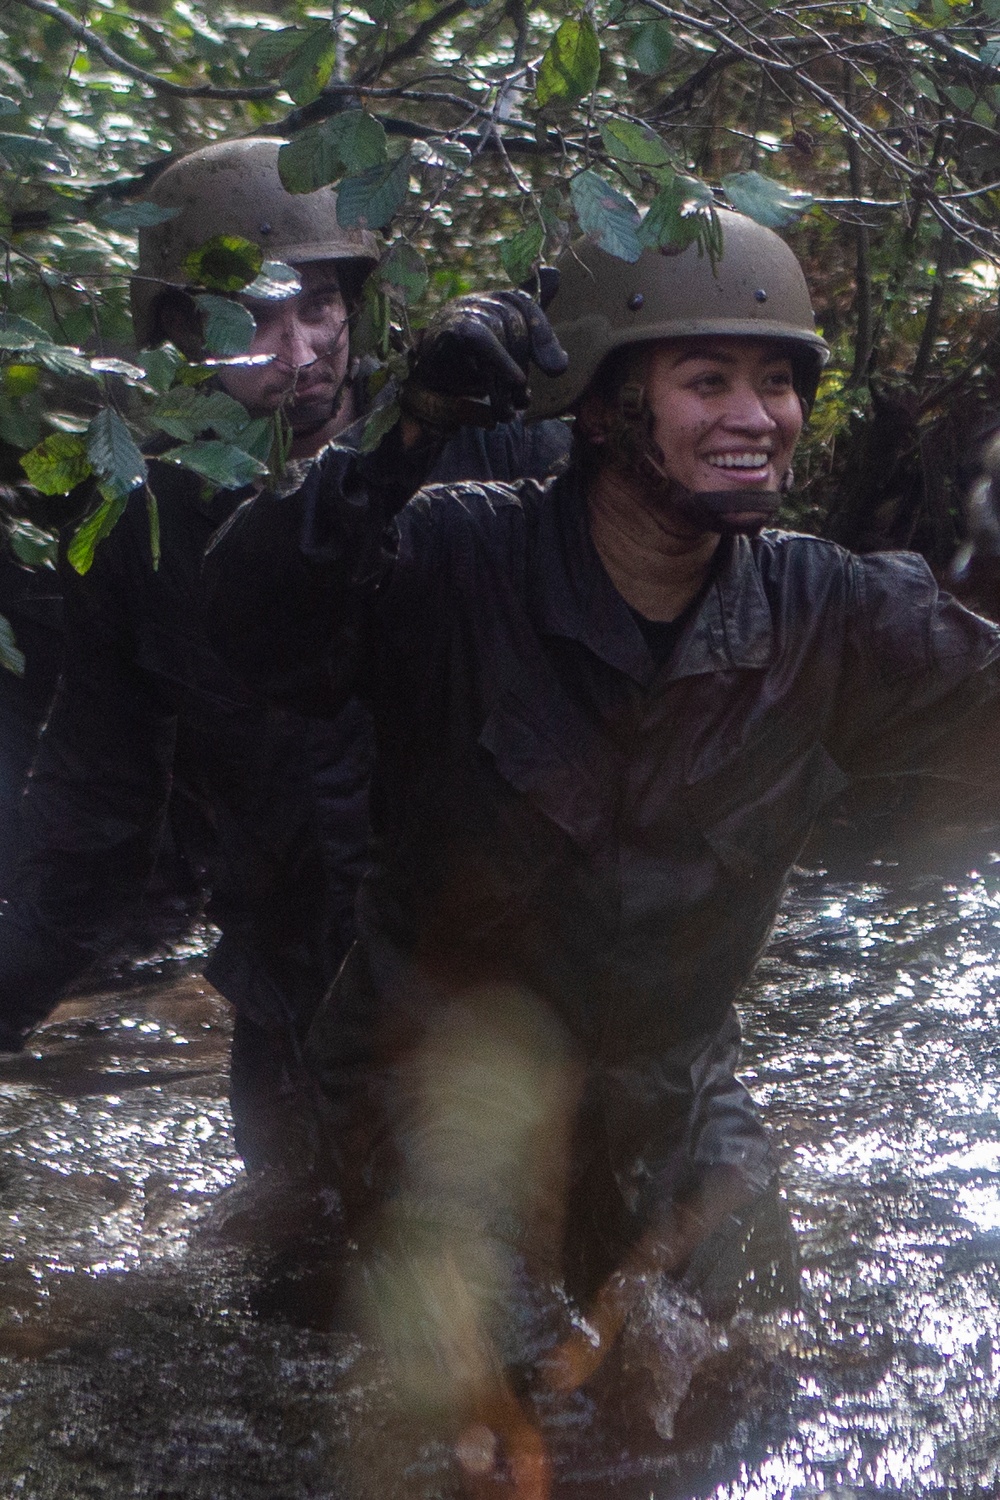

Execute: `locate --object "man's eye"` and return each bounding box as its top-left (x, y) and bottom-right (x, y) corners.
top-left (303, 292), bottom-right (344, 318)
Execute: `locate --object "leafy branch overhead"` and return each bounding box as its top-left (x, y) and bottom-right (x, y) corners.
top-left (0, 0), bottom-right (999, 607)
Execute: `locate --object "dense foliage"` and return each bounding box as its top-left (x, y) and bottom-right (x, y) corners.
top-left (1, 0), bottom-right (999, 669)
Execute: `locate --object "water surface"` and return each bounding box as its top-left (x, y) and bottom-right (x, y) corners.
top-left (1, 861), bottom-right (999, 1498)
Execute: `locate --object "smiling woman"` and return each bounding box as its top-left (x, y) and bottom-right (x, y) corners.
top-left (581, 338), bottom-right (805, 622)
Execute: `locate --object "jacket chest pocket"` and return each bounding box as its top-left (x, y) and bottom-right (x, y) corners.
top-left (478, 683), bottom-right (614, 850)
top-left (682, 732), bottom-right (849, 879)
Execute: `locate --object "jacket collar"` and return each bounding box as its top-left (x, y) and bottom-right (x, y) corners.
top-left (531, 467), bottom-right (776, 685)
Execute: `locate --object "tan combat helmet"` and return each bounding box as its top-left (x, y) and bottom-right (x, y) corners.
top-left (528, 207), bottom-right (829, 420)
top-left (130, 136), bottom-right (381, 347)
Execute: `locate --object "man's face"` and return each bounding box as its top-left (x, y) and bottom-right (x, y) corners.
top-left (643, 337), bottom-right (804, 498)
top-left (218, 260), bottom-right (351, 431)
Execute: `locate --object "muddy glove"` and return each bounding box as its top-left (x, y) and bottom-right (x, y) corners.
top-left (401, 290), bottom-right (568, 432)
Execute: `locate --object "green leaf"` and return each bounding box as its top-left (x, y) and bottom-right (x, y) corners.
top-left (500, 223), bottom-right (545, 285)
top-left (34, 345), bottom-right (98, 379)
top-left (195, 295), bottom-right (257, 357)
top-left (139, 344), bottom-right (183, 394)
top-left (911, 72), bottom-right (940, 102)
top-left (67, 492), bottom-right (128, 575)
top-left (87, 408), bottom-right (147, 500)
top-left (244, 26), bottom-right (306, 77)
top-left (570, 170), bottom-right (641, 262)
top-left (243, 261), bottom-right (301, 301)
top-left (626, 19), bottom-right (674, 75)
top-left (279, 122), bottom-right (344, 193)
top-left (337, 153), bottom-right (412, 231)
top-left (362, 0), bottom-right (410, 16)
top-left (20, 432), bottom-right (93, 495)
top-left (351, 283), bottom-right (392, 361)
top-left (380, 241), bottom-right (428, 305)
top-left (943, 84), bottom-right (976, 113)
top-left (410, 138), bottom-right (474, 171)
top-left (3, 363), bottom-right (39, 398)
top-left (638, 174), bottom-right (706, 252)
top-left (335, 111), bottom-right (390, 173)
top-left (0, 391), bottom-right (42, 449)
top-left (92, 202), bottom-right (181, 231)
top-left (184, 234), bottom-right (264, 293)
top-left (0, 132), bottom-right (72, 173)
top-left (279, 114), bottom-right (387, 193)
top-left (89, 356), bottom-right (150, 386)
top-left (146, 488), bottom-right (160, 571)
top-left (161, 441), bottom-right (268, 488)
top-left (536, 16), bottom-right (601, 108)
top-left (237, 417), bottom-right (273, 462)
top-left (600, 118), bottom-right (672, 167)
top-left (7, 518), bottom-right (58, 570)
top-left (0, 314), bottom-right (53, 351)
top-left (721, 170), bottom-right (813, 228)
top-left (0, 614), bottom-right (24, 678)
top-left (358, 394), bottom-right (401, 453)
top-left (280, 25), bottom-right (338, 106)
top-left (151, 386), bottom-right (252, 443)
top-left (983, 37), bottom-right (1000, 67)
top-left (0, 96), bottom-right (20, 117)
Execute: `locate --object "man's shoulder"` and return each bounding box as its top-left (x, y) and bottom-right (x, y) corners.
top-left (403, 473), bottom-right (554, 530)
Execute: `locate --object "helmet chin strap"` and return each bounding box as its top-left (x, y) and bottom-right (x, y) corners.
top-left (664, 484), bottom-right (782, 536)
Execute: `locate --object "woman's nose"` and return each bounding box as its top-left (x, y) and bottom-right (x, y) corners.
top-left (726, 383), bottom-right (778, 430)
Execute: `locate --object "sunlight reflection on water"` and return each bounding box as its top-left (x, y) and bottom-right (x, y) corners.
top-left (0, 867), bottom-right (998, 1497)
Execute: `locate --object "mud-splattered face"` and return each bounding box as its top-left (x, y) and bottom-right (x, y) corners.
top-left (218, 260), bottom-right (351, 432)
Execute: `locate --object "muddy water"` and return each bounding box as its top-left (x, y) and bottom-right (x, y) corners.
top-left (1, 861), bottom-right (999, 1499)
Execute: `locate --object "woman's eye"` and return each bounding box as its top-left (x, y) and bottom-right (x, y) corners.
top-left (690, 372), bottom-right (725, 392)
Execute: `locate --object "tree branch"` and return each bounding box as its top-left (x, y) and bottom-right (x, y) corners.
top-left (11, 0), bottom-right (279, 99)
top-left (845, 64), bottom-right (874, 387)
top-left (356, 0), bottom-right (470, 87)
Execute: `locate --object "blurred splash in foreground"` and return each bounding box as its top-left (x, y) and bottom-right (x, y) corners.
top-left (1, 862), bottom-right (999, 1498)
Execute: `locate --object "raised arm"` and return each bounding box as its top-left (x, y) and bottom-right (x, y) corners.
top-left (202, 290), bottom-right (568, 711)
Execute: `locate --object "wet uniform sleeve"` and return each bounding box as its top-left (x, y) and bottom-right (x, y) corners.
top-left (831, 549), bottom-right (1000, 821)
top-left (0, 536), bottom-right (175, 1043)
top-left (202, 415), bottom-right (569, 712)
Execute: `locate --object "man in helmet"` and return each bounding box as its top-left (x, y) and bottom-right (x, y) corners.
top-left (0, 136), bottom-right (570, 1176)
top-left (202, 205), bottom-right (1000, 1493)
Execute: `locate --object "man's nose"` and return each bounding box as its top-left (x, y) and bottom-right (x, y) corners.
top-left (272, 316), bottom-right (319, 371)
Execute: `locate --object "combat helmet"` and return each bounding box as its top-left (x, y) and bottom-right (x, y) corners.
top-left (527, 208), bottom-right (829, 421)
top-left (130, 136), bottom-right (381, 347)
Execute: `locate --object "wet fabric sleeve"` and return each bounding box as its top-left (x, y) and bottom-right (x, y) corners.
top-left (831, 549), bottom-right (1000, 817)
top-left (0, 542), bottom-right (175, 1040)
top-left (201, 417), bottom-right (569, 711)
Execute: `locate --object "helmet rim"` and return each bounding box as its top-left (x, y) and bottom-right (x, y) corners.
top-left (526, 212), bottom-right (830, 421)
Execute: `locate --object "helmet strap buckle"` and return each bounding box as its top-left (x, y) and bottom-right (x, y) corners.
top-left (618, 381), bottom-right (646, 422)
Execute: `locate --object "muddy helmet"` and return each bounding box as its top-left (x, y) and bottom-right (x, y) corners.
top-left (130, 136), bottom-right (381, 347)
top-left (527, 208), bottom-right (829, 420)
